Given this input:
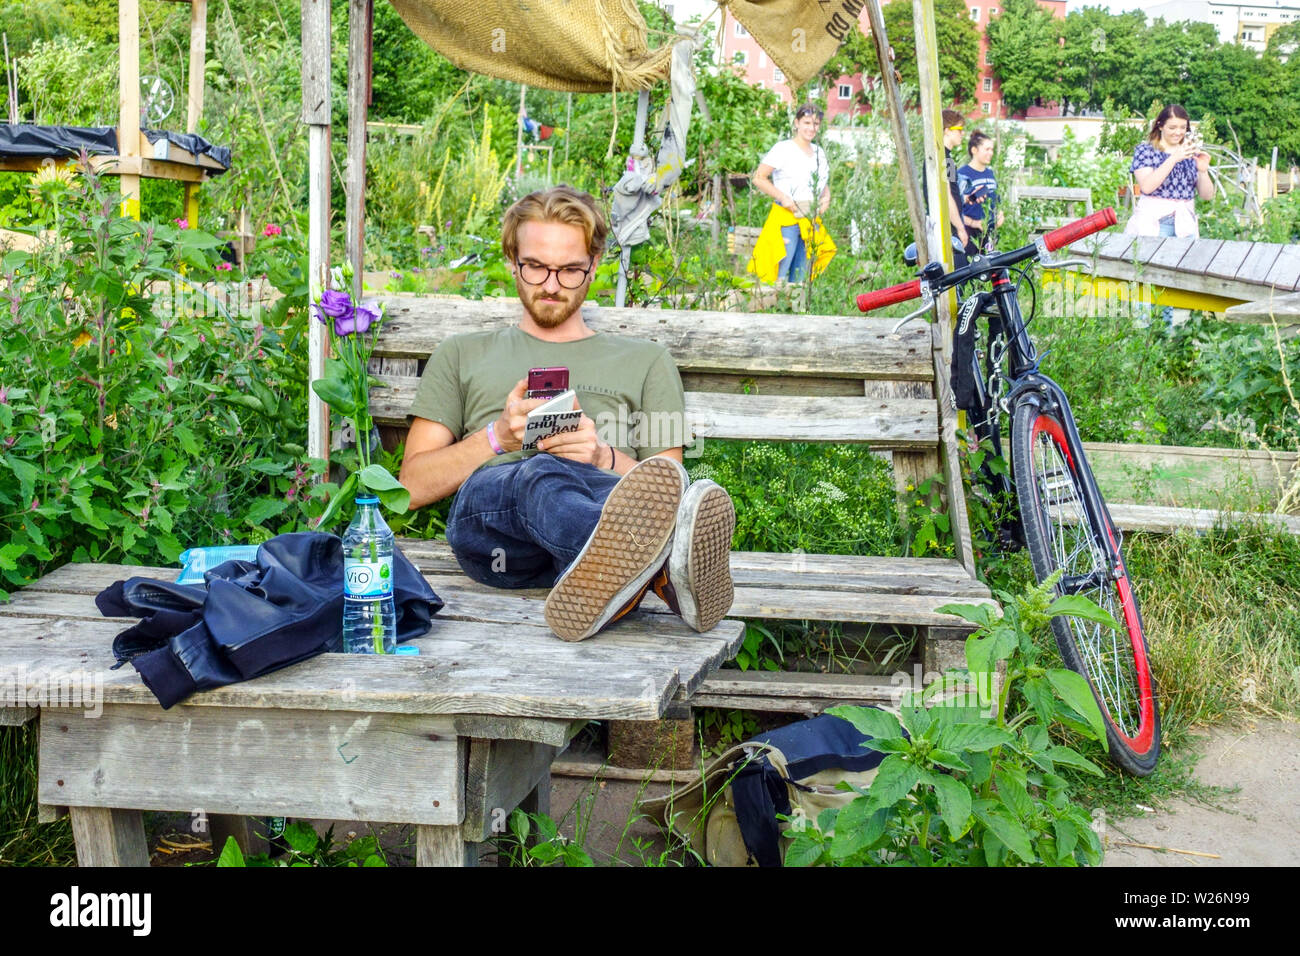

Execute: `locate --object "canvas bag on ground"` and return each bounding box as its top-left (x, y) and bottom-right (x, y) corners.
top-left (641, 712), bottom-right (887, 866)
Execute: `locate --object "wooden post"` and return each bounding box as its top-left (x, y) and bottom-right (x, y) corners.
top-left (186, 0), bottom-right (208, 135)
top-left (1271, 146), bottom-right (1279, 200)
top-left (515, 84), bottom-right (526, 176)
top-left (184, 182), bottom-right (200, 229)
top-left (866, 0), bottom-right (928, 264)
top-left (914, 0), bottom-right (975, 576)
top-left (346, 0), bottom-right (373, 301)
top-left (118, 0), bottom-right (141, 220)
top-left (302, 0), bottom-right (332, 467)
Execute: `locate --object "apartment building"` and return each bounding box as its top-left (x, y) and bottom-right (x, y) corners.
top-left (1145, 0), bottom-right (1300, 52)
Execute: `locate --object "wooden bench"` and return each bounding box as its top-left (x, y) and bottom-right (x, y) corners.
top-left (1011, 185), bottom-right (1094, 232)
top-left (369, 295), bottom-right (996, 717)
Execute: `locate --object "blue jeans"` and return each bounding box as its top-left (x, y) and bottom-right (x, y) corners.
top-left (777, 224), bottom-right (809, 282)
top-left (445, 455), bottom-right (620, 589)
top-left (1157, 216), bottom-right (1176, 326)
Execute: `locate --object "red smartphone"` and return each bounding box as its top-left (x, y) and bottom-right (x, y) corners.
top-left (526, 366), bottom-right (569, 399)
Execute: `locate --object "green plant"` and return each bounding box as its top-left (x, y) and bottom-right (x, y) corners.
top-left (783, 573), bottom-right (1113, 866)
top-left (495, 809), bottom-right (593, 867)
top-left (0, 164), bottom-right (324, 599)
top-left (698, 708), bottom-right (761, 759)
top-left (216, 823), bottom-right (387, 867)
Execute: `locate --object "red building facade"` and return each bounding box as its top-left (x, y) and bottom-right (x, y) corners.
top-left (715, 1), bottom-right (1067, 120)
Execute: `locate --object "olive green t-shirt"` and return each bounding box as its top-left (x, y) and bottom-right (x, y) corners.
top-left (408, 325), bottom-right (687, 472)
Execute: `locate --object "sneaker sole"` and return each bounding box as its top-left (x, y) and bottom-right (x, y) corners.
top-left (667, 480), bottom-right (735, 632)
top-left (544, 457), bottom-right (687, 642)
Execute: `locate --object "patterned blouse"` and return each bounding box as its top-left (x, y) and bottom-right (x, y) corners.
top-left (1130, 141), bottom-right (1198, 200)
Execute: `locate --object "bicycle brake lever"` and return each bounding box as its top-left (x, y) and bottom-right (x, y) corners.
top-left (1037, 256), bottom-right (1089, 272)
top-left (891, 293), bottom-right (936, 333)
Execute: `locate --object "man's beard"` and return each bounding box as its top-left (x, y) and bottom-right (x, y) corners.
top-left (520, 283), bottom-right (582, 328)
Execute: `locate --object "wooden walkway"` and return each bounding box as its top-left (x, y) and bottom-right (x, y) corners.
top-left (1066, 233), bottom-right (1300, 319)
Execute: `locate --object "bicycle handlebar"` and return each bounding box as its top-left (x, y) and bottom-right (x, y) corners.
top-left (855, 279), bottom-right (921, 313)
top-left (1041, 207), bottom-right (1118, 252)
top-left (857, 207), bottom-right (1118, 313)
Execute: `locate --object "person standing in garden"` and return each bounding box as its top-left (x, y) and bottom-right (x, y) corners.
top-left (748, 104), bottom-right (836, 284)
top-left (1126, 104), bottom-right (1214, 237)
top-left (957, 131), bottom-right (1004, 256)
top-left (1125, 104), bottom-right (1214, 323)
top-left (398, 185), bottom-right (735, 643)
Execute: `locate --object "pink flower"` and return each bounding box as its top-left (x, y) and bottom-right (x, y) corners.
top-left (174, 218), bottom-right (189, 230)
top-left (262, 223), bottom-right (282, 237)
top-left (217, 262), bottom-right (233, 271)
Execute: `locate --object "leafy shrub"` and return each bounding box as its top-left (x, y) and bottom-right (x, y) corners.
top-left (785, 575), bottom-right (1111, 867)
top-left (0, 166), bottom-right (323, 599)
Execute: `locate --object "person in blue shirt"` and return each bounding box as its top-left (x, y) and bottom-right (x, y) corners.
top-left (957, 131), bottom-right (1003, 255)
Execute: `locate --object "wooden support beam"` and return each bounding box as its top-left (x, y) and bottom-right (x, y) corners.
top-left (346, 0), bottom-right (374, 301)
top-left (302, 0), bottom-right (332, 466)
top-left (187, 0), bottom-right (208, 135)
top-left (913, 0), bottom-right (951, 273)
top-left (866, 0), bottom-right (927, 264)
top-left (118, 0), bottom-right (141, 220)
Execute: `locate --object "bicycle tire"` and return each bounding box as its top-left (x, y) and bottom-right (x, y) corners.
top-left (1010, 402), bottom-right (1161, 775)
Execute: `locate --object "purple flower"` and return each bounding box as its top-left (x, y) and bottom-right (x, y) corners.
top-left (313, 288), bottom-right (354, 326)
top-left (335, 301), bottom-right (378, 337)
top-left (0, 385), bottom-right (7, 405)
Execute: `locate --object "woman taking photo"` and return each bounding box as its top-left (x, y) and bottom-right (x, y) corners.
top-left (749, 104), bottom-right (836, 284)
top-left (1127, 104), bottom-right (1215, 239)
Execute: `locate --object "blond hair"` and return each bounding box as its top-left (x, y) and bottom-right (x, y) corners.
top-left (501, 185), bottom-right (608, 262)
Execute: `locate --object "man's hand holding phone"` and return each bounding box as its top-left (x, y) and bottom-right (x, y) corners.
top-left (492, 379), bottom-right (546, 452)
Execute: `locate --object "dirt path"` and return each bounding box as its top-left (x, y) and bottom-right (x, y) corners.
top-left (1101, 719), bottom-right (1300, 867)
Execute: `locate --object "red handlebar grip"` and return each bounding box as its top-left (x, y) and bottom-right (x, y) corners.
top-left (1042, 207), bottom-right (1118, 252)
top-left (856, 279), bottom-right (922, 313)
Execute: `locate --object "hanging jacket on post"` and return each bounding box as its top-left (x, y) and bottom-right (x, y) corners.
top-left (96, 532), bottom-right (443, 709)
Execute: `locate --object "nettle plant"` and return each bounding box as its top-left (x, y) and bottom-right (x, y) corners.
top-left (784, 573), bottom-right (1115, 867)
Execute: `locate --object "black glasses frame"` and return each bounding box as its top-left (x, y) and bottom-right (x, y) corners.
top-left (515, 258), bottom-right (595, 289)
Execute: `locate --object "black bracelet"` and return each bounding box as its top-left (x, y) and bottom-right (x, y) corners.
top-left (608, 445), bottom-right (616, 469)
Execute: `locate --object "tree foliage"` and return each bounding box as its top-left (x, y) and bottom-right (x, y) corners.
top-left (881, 0), bottom-right (981, 106)
top-left (985, 0), bottom-right (1063, 115)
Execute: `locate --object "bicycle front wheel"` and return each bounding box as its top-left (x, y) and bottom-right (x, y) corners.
top-left (1011, 403), bottom-right (1160, 776)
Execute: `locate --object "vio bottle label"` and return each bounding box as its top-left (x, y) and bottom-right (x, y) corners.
top-left (344, 558), bottom-right (393, 597)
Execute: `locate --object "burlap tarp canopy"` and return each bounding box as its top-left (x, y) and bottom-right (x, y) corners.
top-left (384, 0), bottom-right (859, 92)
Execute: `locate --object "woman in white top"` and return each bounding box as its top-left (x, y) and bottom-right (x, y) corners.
top-left (751, 104), bottom-right (831, 283)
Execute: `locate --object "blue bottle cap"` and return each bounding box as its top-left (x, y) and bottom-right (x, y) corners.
top-left (355, 495), bottom-right (380, 504)
top-left (391, 645), bottom-right (420, 655)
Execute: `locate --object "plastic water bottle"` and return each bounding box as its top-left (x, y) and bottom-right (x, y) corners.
top-left (342, 495), bottom-right (397, 654)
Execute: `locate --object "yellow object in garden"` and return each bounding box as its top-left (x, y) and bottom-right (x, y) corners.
top-left (746, 204), bottom-right (836, 284)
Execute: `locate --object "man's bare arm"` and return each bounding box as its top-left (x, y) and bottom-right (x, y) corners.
top-left (398, 418), bottom-right (492, 509)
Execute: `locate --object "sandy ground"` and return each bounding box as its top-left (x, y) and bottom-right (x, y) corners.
top-left (1100, 719), bottom-right (1300, 867)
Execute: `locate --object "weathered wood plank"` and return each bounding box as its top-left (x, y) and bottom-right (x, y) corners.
top-left (373, 297), bottom-right (936, 380)
top-left (1223, 291), bottom-right (1300, 324)
top-left (416, 824), bottom-right (477, 866)
top-left (680, 372), bottom-right (876, 397)
top-left (1129, 235), bottom-right (1166, 264)
top-left (0, 613), bottom-right (742, 720)
top-left (1104, 503), bottom-right (1300, 535)
top-left (1084, 440), bottom-right (1298, 507)
top-left (68, 807), bottom-right (149, 867)
top-left (461, 737), bottom-right (558, 841)
top-left (1176, 238), bottom-right (1224, 276)
top-left (1097, 232), bottom-right (1137, 261)
top-left (1205, 240), bottom-right (1255, 281)
top-left (1145, 236), bottom-right (1197, 271)
top-left (371, 379), bottom-right (941, 447)
top-left (40, 703), bottom-right (465, 825)
top-left (694, 669), bottom-right (903, 702)
top-left (1263, 243), bottom-right (1300, 291)
top-left (1235, 243), bottom-right (1283, 285)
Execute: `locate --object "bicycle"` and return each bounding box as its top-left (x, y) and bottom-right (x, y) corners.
top-left (856, 209), bottom-right (1160, 776)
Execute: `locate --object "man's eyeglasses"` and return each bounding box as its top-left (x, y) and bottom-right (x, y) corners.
top-left (516, 259), bottom-right (594, 289)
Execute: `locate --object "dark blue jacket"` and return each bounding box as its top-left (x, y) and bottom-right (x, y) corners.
top-left (96, 533), bottom-right (442, 708)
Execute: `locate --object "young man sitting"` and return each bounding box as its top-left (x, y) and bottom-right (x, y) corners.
top-left (398, 186), bottom-right (736, 641)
